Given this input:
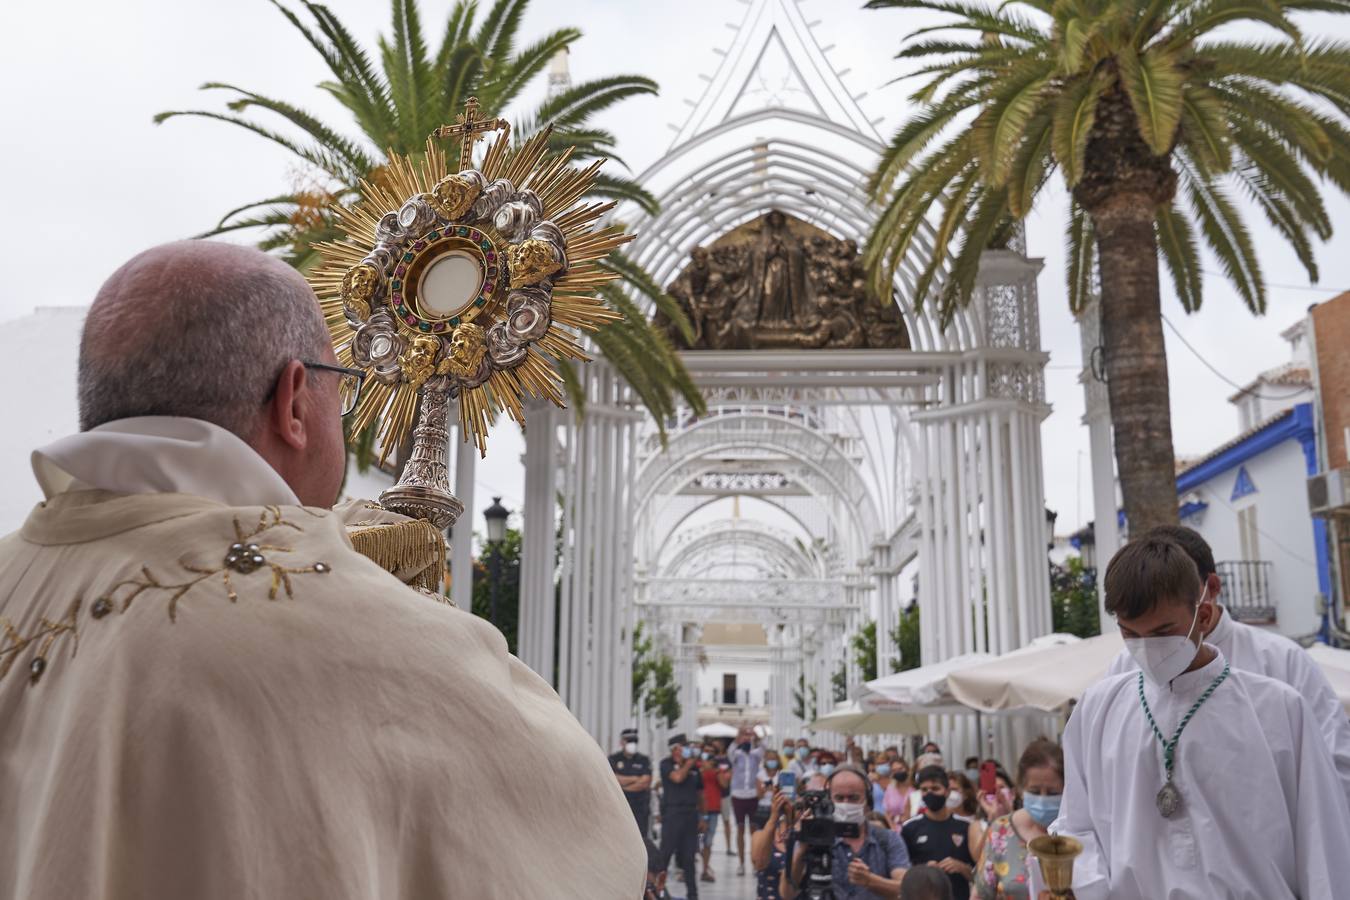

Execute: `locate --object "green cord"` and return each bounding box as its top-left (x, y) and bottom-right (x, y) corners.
top-left (1137, 665), bottom-right (1230, 782)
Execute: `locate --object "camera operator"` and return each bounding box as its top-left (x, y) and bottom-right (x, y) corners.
top-left (780, 764), bottom-right (910, 899)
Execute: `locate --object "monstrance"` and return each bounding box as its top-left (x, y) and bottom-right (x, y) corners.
top-left (309, 98), bottom-right (629, 529)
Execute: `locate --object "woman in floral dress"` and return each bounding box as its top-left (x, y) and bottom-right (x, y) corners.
top-left (974, 739), bottom-right (1064, 899)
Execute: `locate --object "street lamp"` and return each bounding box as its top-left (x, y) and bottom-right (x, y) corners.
top-left (483, 497), bottom-right (510, 628)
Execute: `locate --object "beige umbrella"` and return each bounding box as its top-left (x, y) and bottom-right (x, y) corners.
top-left (1306, 644), bottom-right (1350, 714)
top-left (808, 700), bottom-right (933, 736)
top-left (947, 632), bottom-right (1125, 713)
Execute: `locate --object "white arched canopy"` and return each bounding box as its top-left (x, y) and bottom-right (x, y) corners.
top-left (521, 0), bottom-right (1052, 767)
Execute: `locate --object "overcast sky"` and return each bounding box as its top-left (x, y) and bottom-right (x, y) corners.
top-left (2, 0), bottom-right (1348, 534)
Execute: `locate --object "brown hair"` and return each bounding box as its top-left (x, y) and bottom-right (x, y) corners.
top-left (1140, 525), bottom-right (1216, 580)
top-left (1017, 738), bottom-right (1064, 788)
top-left (1103, 536), bottom-right (1201, 619)
top-left (947, 771), bottom-right (978, 816)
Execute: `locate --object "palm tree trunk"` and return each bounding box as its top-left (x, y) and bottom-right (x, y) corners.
top-left (1077, 87), bottom-right (1180, 536)
top-left (1092, 200), bottom-right (1179, 533)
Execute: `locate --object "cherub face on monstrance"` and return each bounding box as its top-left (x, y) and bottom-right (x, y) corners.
top-left (309, 98), bottom-right (628, 528)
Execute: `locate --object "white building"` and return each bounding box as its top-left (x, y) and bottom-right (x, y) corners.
top-left (1076, 317), bottom-right (1330, 638)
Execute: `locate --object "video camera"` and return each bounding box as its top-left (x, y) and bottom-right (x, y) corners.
top-left (795, 790), bottom-right (861, 847)
top-left (792, 790), bottom-right (865, 900)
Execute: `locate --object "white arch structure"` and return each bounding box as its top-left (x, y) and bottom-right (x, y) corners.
top-left (516, 0), bottom-right (1054, 763)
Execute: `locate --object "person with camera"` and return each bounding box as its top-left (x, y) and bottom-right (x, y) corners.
top-left (781, 764), bottom-right (910, 899)
top-left (753, 788), bottom-right (795, 899)
top-left (899, 766), bottom-right (977, 900)
top-left (658, 734), bottom-right (706, 900)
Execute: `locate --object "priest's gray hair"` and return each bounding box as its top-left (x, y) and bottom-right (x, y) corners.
top-left (78, 241), bottom-right (330, 440)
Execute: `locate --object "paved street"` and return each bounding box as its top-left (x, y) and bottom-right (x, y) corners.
top-left (664, 833), bottom-right (760, 900)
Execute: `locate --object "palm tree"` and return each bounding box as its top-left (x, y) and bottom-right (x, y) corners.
top-left (864, 0), bottom-right (1350, 531)
top-left (156, 0), bottom-right (700, 427)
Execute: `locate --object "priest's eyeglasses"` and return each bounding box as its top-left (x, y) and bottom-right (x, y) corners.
top-left (303, 361), bottom-right (366, 417)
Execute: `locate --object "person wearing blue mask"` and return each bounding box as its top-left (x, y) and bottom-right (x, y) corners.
top-left (971, 739), bottom-right (1062, 899)
top-left (871, 761), bottom-right (893, 811)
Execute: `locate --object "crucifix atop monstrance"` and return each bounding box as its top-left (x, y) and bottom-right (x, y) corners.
top-left (434, 96), bottom-right (511, 170)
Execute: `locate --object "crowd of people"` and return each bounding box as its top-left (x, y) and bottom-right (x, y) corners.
top-left (619, 725), bottom-right (1067, 900)
top-left (623, 525), bottom-right (1350, 899)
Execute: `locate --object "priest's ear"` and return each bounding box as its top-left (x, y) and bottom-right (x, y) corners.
top-left (266, 359), bottom-right (312, 450)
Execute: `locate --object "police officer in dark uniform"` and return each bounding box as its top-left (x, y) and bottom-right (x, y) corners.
top-left (658, 733), bottom-right (704, 900)
top-left (610, 727), bottom-right (654, 836)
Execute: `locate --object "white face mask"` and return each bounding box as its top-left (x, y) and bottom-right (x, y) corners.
top-left (1123, 596), bottom-right (1203, 686)
top-left (625, 742), bottom-right (638, 755)
top-left (945, 792), bottom-right (963, 810)
top-left (833, 801), bottom-right (866, 825)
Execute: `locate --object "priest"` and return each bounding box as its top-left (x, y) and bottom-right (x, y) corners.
top-left (0, 241), bottom-right (646, 899)
top-left (1104, 524), bottom-right (1350, 810)
top-left (1053, 536), bottom-right (1350, 899)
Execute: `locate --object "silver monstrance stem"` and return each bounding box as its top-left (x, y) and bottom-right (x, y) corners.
top-left (379, 376), bottom-right (464, 529)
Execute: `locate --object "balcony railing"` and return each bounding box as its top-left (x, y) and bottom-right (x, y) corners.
top-left (703, 688), bottom-right (769, 708)
top-left (1217, 560), bottom-right (1276, 624)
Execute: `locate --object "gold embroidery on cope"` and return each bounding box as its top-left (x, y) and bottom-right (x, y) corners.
top-left (0, 598), bottom-right (82, 686)
top-left (96, 507), bottom-right (331, 623)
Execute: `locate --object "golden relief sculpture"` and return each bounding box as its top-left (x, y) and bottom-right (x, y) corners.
top-left (398, 335), bottom-right (442, 388)
top-left (429, 172), bottom-right (481, 220)
top-left (506, 238), bottom-right (564, 289)
top-left (340, 262), bottom-right (380, 321)
top-left (438, 322), bottom-right (488, 378)
top-left (656, 209), bottom-right (909, 351)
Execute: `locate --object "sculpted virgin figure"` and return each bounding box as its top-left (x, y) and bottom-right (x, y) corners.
top-left (747, 210), bottom-right (812, 327)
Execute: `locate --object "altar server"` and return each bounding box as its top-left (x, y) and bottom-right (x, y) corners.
top-left (1054, 536), bottom-right (1350, 899)
top-left (1105, 524), bottom-right (1350, 810)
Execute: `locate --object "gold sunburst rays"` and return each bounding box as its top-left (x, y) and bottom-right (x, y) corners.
top-left (310, 109), bottom-right (635, 461)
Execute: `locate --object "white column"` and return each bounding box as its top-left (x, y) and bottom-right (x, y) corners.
top-left (1079, 297), bottom-right (1118, 629)
top-left (450, 433), bottom-right (477, 610)
top-left (520, 402), bottom-right (559, 682)
top-left (551, 363), bottom-right (640, 749)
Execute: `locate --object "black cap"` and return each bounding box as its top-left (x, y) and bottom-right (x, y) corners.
top-left (667, 732), bottom-right (687, 747)
top-left (621, 728), bottom-right (639, 741)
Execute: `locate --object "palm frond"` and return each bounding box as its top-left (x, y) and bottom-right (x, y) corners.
top-left (532, 76), bottom-right (659, 130)
top-left (152, 109), bottom-right (352, 181)
top-left (1155, 201), bottom-right (1203, 311)
top-left (474, 0), bottom-right (528, 65)
top-left (1116, 45), bottom-right (1185, 155)
top-left (1179, 159), bottom-right (1266, 313)
top-left (199, 82), bottom-right (376, 176)
top-left (1065, 200), bottom-right (1096, 313)
top-left (1051, 69), bottom-right (1108, 186)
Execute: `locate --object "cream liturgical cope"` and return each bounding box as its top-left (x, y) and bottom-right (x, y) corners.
top-left (0, 417), bottom-right (646, 899)
top-left (1106, 605), bottom-right (1350, 810)
top-left (1054, 646), bottom-right (1350, 900)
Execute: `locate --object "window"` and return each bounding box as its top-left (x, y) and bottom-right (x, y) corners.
top-left (722, 673), bottom-right (738, 705)
top-left (1238, 506), bottom-right (1261, 562)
